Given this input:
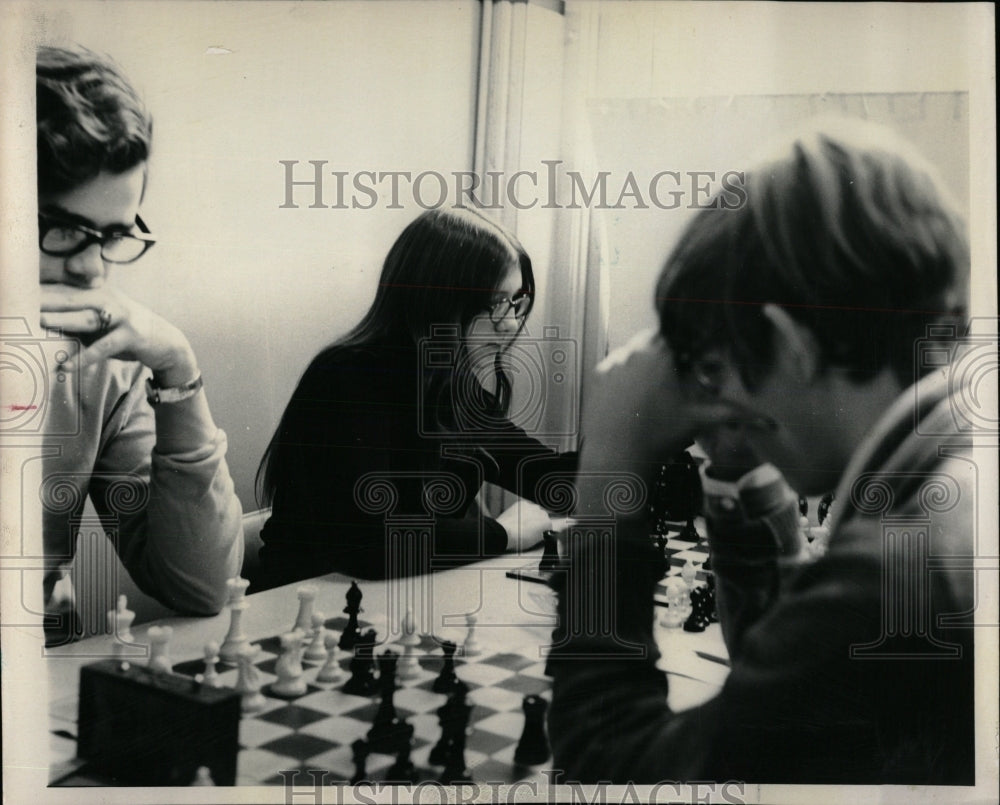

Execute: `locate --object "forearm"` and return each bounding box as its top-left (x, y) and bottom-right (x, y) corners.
top-left (701, 464), bottom-right (801, 656)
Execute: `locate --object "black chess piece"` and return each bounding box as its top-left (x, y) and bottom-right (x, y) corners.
top-left (705, 574), bottom-right (719, 624)
top-left (429, 681), bottom-right (470, 766)
top-left (349, 738), bottom-right (370, 785)
top-left (432, 640), bottom-right (459, 694)
top-left (539, 530), bottom-right (559, 573)
top-left (818, 492), bottom-right (835, 525)
top-left (679, 517), bottom-right (700, 542)
top-left (652, 533), bottom-right (670, 580)
top-left (367, 651), bottom-right (410, 754)
top-left (513, 695), bottom-right (550, 766)
top-left (342, 628), bottom-right (378, 695)
top-left (384, 724), bottom-right (418, 783)
top-left (683, 586), bottom-right (710, 632)
top-left (339, 581), bottom-right (363, 651)
top-left (438, 711), bottom-right (473, 786)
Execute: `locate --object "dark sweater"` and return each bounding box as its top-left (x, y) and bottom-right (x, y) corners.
top-left (254, 343), bottom-right (577, 590)
top-left (548, 371), bottom-right (976, 784)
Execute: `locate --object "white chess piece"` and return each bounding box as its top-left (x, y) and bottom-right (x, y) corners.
top-left (400, 609), bottom-right (421, 647)
top-left (235, 643), bottom-right (267, 713)
top-left (680, 560), bottom-right (697, 591)
top-left (191, 766), bottom-right (215, 785)
top-left (147, 625), bottom-right (173, 674)
top-left (316, 632), bottom-right (344, 684)
top-left (303, 612), bottom-right (328, 663)
top-left (220, 578), bottom-right (251, 663)
top-left (202, 640), bottom-right (222, 688)
top-left (462, 613), bottom-right (481, 657)
top-left (397, 638), bottom-right (420, 681)
top-left (107, 594), bottom-right (135, 642)
top-left (293, 585), bottom-right (318, 634)
top-left (271, 631), bottom-right (308, 697)
top-left (659, 577), bottom-right (690, 628)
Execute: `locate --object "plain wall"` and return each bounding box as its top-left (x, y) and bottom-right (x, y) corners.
top-left (576, 2), bottom-right (984, 350)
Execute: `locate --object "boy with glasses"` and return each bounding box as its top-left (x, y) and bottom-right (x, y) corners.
top-left (38, 45), bottom-right (243, 643)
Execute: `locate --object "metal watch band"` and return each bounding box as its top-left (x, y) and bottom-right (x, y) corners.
top-left (145, 374), bottom-right (204, 406)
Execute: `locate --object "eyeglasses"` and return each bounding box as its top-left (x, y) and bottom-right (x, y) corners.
top-left (38, 212), bottom-right (156, 264)
top-left (487, 294), bottom-right (531, 324)
top-left (677, 352), bottom-right (727, 397)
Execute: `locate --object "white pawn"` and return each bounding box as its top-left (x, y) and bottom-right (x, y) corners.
top-left (191, 766), bottom-right (215, 786)
top-left (293, 585), bottom-right (318, 635)
top-left (303, 612), bottom-right (328, 663)
top-left (271, 631), bottom-right (307, 697)
top-left (107, 594), bottom-right (135, 642)
top-left (220, 578), bottom-right (251, 663)
top-left (397, 638), bottom-right (420, 681)
top-left (202, 640), bottom-right (222, 688)
top-left (316, 633), bottom-right (344, 684)
top-left (399, 609), bottom-right (420, 647)
top-left (147, 625), bottom-right (173, 674)
top-left (462, 613), bottom-right (481, 657)
top-left (680, 560), bottom-right (697, 591)
top-left (235, 644), bottom-right (267, 713)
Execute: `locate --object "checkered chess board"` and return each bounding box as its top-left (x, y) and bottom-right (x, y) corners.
top-left (507, 531), bottom-right (713, 607)
top-left (52, 614), bottom-right (554, 786)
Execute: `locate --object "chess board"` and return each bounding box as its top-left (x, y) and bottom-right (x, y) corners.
top-left (507, 531), bottom-right (713, 608)
top-left (52, 613), bottom-right (555, 787)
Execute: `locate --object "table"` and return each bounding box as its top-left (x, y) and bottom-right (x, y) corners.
top-left (48, 549), bottom-right (729, 787)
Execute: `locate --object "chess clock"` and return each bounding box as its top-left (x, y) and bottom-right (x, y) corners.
top-left (77, 660), bottom-right (241, 785)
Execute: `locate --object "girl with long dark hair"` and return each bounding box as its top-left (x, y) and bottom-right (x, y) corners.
top-left (254, 208), bottom-right (576, 590)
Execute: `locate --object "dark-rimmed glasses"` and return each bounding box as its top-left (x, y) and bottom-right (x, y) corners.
top-left (487, 294), bottom-right (531, 324)
top-left (38, 212), bottom-right (156, 264)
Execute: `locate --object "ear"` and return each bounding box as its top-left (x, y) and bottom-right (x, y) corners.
top-left (761, 303), bottom-right (821, 383)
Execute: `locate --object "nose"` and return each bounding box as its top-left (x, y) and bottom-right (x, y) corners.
top-left (64, 243), bottom-right (106, 286)
top-left (493, 310), bottom-right (520, 337)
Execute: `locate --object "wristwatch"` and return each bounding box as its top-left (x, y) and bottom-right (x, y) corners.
top-left (146, 374), bottom-right (203, 406)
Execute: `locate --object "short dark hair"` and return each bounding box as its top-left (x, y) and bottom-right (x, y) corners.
top-left (657, 117), bottom-right (969, 389)
top-left (36, 45), bottom-right (153, 196)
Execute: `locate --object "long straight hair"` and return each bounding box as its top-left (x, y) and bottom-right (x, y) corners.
top-left (257, 208), bottom-right (535, 506)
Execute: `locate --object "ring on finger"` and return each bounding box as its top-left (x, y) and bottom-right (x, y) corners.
top-left (97, 308), bottom-right (112, 334)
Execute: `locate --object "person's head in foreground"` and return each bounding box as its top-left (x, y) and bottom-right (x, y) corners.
top-left (37, 44), bottom-right (154, 292)
top-left (656, 117), bottom-right (969, 492)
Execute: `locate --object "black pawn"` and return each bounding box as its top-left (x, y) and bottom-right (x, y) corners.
top-left (384, 724), bottom-right (417, 784)
top-left (342, 628), bottom-right (378, 695)
top-left (367, 651), bottom-right (409, 754)
top-left (339, 581), bottom-right (363, 651)
top-left (679, 517), bottom-right (699, 542)
top-left (514, 695), bottom-right (550, 766)
top-left (429, 681), bottom-right (470, 767)
top-left (432, 640), bottom-right (459, 694)
top-left (349, 738), bottom-right (370, 785)
top-left (539, 530), bottom-right (559, 572)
